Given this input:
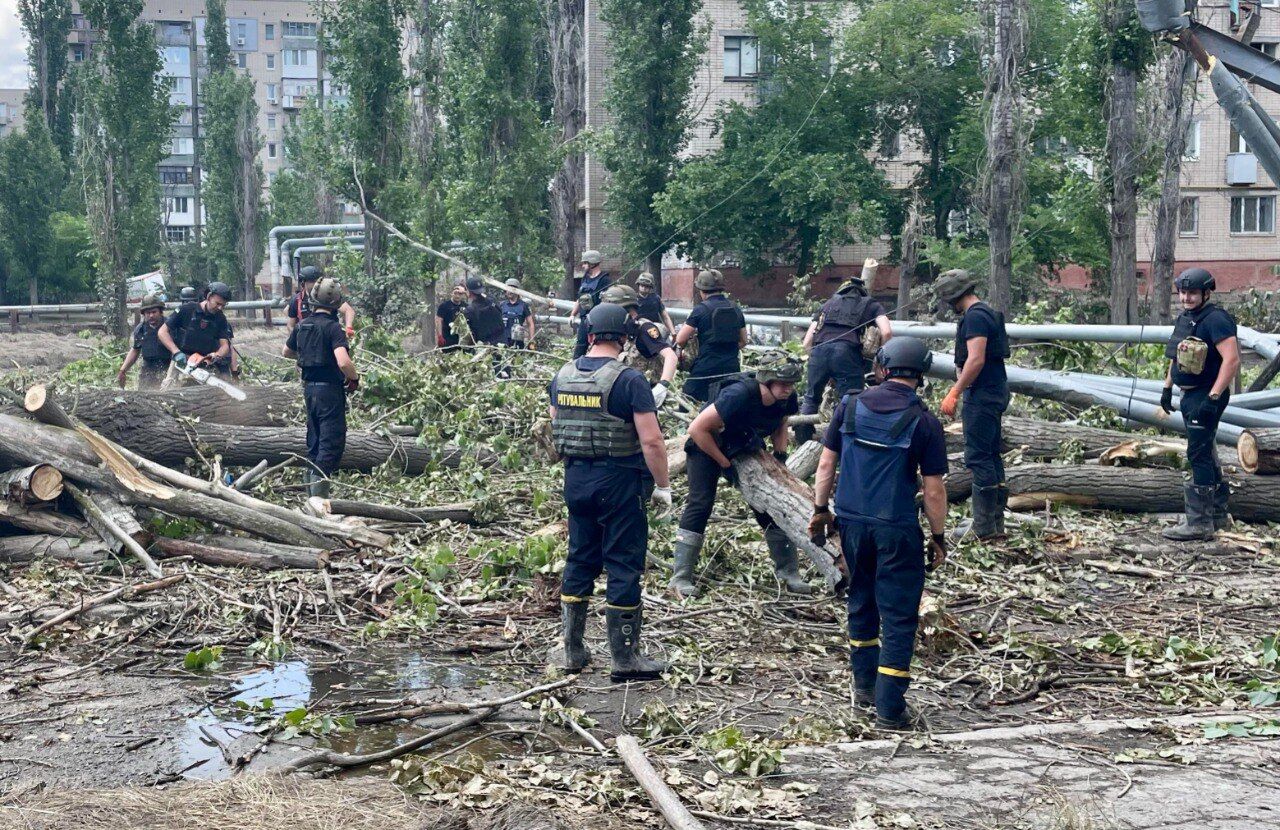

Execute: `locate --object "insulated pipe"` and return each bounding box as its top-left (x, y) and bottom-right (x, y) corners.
top-left (268, 224), bottom-right (364, 297)
top-left (280, 235), bottom-right (365, 281)
top-left (293, 244), bottom-right (364, 263)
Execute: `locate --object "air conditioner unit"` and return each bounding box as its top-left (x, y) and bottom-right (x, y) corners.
top-left (236, 37), bottom-right (246, 46)
top-left (1227, 153), bottom-right (1258, 186)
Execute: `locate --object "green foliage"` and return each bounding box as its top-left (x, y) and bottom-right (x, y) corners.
top-left (58, 338), bottom-right (121, 386)
top-left (1232, 290), bottom-right (1280, 333)
top-left (204, 0), bottom-right (231, 70)
top-left (183, 645), bottom-right (224, 672)
top-left (247, 637), bottom-right (291, 663)
top-left (18, 0), bottom-right (75, 158)
top-left (1202, 719), bottom-right (1280, 740)
top-left (0, 119), bottom-right (66, 304)
top-left (697, 727), bottom-right (784, 777)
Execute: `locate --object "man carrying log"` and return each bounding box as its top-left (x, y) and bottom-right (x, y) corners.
top-left (1159, 267), bottom-right (1240, 541)
top-left (117, 293), bottom-right (170, 390)
top-left (283, 277), bottom-right (361, 498)
top-left (935, 269), bottom-right (1010, 539)
top-left (671, 351), bottom-right (812, 598)
top-left (808, 338), bottom-right (949, 730)
top-left (549, 303), bottom-right (672, 682)
top-left (158, 281), bottom-right (235, 387)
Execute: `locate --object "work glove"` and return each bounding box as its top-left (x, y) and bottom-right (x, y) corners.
top-left (345, 376), bottom-right (360, 393)
top-left (1160, 386), bottom-right (1175, 414)
top-left (928, 532), bottom-right (948, 573)
top-left (116, 369), bottom-right (127, 389)
top-left (650, 486), bottom-right (672, 509)
top-left (808, 506), bottom-right (834, 546)
top-left (172, 351), bottom-right (188, 366)
top-left (437, 334), bottom-right (447, 348)
top-left (651, 381), bottom-right (669, 408)
top-left (721, 464), bottom-right (739, 488)
top-left (940, 386), bottom-right (961, 419)
top-left (345, 326), bottom-right (356, 339)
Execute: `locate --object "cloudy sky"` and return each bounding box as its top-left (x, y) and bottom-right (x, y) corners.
top-left (0, 0), bottom-right (31, 90)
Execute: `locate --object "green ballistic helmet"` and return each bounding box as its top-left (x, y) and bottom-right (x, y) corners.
top-left (139, 293), bottom-right (166, 312)
top-left (694, 268), bottom-right (725, 292)
top-left (601, 283), bottom-right (640, 310)
top-left (580, 249), bottom-right (603, 266)
top-left (636, 272), bottom-right (655, 287)
top-left (755, 350), bottom-right (804, 385)
top-left (933, 269), bottom-right (978, 304)
top-left (310, 276), bottom-right (344, 309)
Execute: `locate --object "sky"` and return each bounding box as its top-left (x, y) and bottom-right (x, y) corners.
top-left (0, 0), bottom-right (31, 90)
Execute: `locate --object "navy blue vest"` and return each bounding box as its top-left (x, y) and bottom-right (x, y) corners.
top-left (834, 392), bottom-right (922, 527)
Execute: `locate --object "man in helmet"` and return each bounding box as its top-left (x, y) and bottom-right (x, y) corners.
top-left (159, 280), bottom-right (235, 386)
top-left (808, 338), bottom-right (949, 730)
top-left (601, 283), bottom-right (677, 405)
top-left (671, 350), bottom-right (812, 598)
top-left (674, 269), bottom-right (747, 402)
top-left (179, 286), bottom-right (198, 304)
top-left (797, 258), bottom-right (894, 443)
top-left (283, 277), bottom-right (360, 498)
top-left (117, 293), bottom-right (170, 389)
top-left (570, 250), bottom-right (613, 358)
top-left (548, 302), bottom-right (672, 682)
top-left (1159, 267), bottom-right (1240, 541)
top-left (462, 275), bottom-right (509, 376)
top-left (500, 278), bottom-right (536, 350)
top-left (288, 265), bottom-right (356, 335)
top-left (934, 269), bottom-right (1010, 539)
top-left (435, 283), bottom-right (468, 350)
top-left (635, 273), bottom-right (676, 338)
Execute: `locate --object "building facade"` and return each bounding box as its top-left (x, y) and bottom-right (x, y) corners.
top-left (0, 89), bottom-right (26, 138)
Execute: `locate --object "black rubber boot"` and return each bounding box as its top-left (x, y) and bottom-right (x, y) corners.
top-left (1162, 483), bottom-right (1217, 542)
top-left (764, 527), bottom-right (813, 595)
top-left (970, 484), bottom-right (1003, 539)
top-left (560, 600), bottom-right (591, 672)
top-left (669, 529), bottom-right (702, 599)
top-left (308, 473), bottom-right (331, 499)
top-left (874, 672), bottom-right (916, 731)
top-left (606, 606), bottom-right (666, 682)
top-left (1214, 480), bottom-right (1233, 531)
top-left (849, 641), bottom-right (879, 709)
top-left (995, 484), bottom-right (1008, 535)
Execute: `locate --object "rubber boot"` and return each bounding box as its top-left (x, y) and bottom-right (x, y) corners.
top-left (970, 484), bottom-right (1003, 539)
top-left (1214, 480), bottom-right (1234, 531)
top-left (560, 600), bottom-right (591, 673)
top-left (669, 529), bottom-right (702, 599)
top-left (995, 484), bottom-right (1008, 535)
top-left (765, 527), bottom-right (813, 595)
top-left (1162, 483), bottom-right (1217, 541)
top-left (308, 472), bottom-right (331, 499)
top-left (606, 606), bottom-right (666, 682)
top-left (849, 640), bottom-right (879, 709)
top-left (874, 671), bottom-right (915, 731)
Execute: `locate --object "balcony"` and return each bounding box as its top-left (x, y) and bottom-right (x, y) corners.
top-left (1227, 152), bottom-right (1258, 186)
top-left (281, 95), bottom-right (309, 110)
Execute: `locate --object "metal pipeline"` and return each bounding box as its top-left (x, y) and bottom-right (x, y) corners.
top-left (279, 235), bottom-right (365, 281)
top-left (268, 224), bottom-right (364, 298)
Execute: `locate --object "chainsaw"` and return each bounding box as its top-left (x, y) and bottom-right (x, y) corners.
top-left (174, 352), bottom-right (247, 401)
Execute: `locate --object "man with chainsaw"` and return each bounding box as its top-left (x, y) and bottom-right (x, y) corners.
top-left (158, 281), bottom-right (235, 386)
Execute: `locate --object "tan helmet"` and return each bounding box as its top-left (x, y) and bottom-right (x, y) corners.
top-left (601, 283), bottom-right (640, 310)
top-left (310, 276), bottom-right (344, 309)
top-left (504, 278), bottom-right (522, 290)
top-left (694, 268), bottom-right (725, 292)
top-left (934, 269), bottom-right (978, 304)
top-left (580, 249), bottom-right (603, 266)
top-left (636, 272), bottom-right (655, 288)
top-left (755, 350), bottom-right (804, 384)
top-left (139, 293), bottom-right (166, 312)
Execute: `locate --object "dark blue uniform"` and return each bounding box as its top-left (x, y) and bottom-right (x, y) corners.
top-left (436, 299), bottom-right (463, 348)
top-left (626, 317), bottom-right (670, 361)
top-left (499, 298), bottom-right (532, 347)
top-left (549, 357), bottom-right (655, 608)
top-left (132, 320), bottom-right (169, 389)
top-left (955, 301), bottom-right (1009, 490)
top-left (1167, 304), bottom-right (1236, 486)
top-left (573, 272), bottom-right (613, 358)
top-left (287, 290), bottom-right (313, 324)
top-left (684, 294), bottom-right (746, 402)
top-left (802, 294), bottom-right (885, 425)
top-left (824, 382), bottom-right (948, 721)
top-left (286, 310), bottom-right (350, 475)
top-left (166, 302), bottom-right (232, 358)
top-left (637, 294), bottom-right (665, 326)
top-left (464, 295), bottom-right (506, 346)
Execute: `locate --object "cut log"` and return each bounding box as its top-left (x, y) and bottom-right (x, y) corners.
top-left (786, 440), bottom-right (824, 481)
top-left (733, 450), bottom-right (846, 592)
top-left (0, 534), bottom-right (113, 564)
top-left (321, 498), bottom-right (483, 525)
top-left (0, 501), bottom-right (90, 537)
top-left (152, 536), bottom-right (327, 570)
top-left (65, 483), bottom-right (162, 578)
top-left (1238, 428), bottom-right (1280, 475)
top-left (0, 465), bottom-right (63, 503)
top-left (60, 383), bottom-right (298, 427)
top-left (190, 534), bottom-right (332, 562)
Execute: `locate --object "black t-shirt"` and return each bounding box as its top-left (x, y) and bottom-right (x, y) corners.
top-left (637, 294), bottom-right (665, 323)
top-left (548, 357), bottom-right (657, 422)
top-left (706, 379), bottom-right (799, 456)
top-left (132, 320), bottom-right (169, 363)
top-left (437, 299), bottom-right (462, 345)
top-left (166, 302), bottom-right (233, 356)
top-left (687, 294), bottom-right (745, 358)
top-left (465, 295), bottom-right (506, 345)
top-left (813, 296), bottom-right (885, 347)
top-left (1168, 303), bottom-right (1237, 388)
top-left (627, 317), bottom-right (671, 360)
top-left (822, 382), bottom-right (949, 477)
top-left (955, 301), bottom-right (1008, 390)
top-left (286, 310), bottom-right (349, 384)
top-left (287, 290), bottom-right (312, 321)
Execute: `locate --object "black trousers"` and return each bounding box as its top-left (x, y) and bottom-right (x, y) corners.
top-left (962, 384), bottom-right (1009, 488)
top-left (801, 340), bottom-right (863, 415)
top-left (677, 448), bottom-right (775, 536)
top-left (562, 461), bottom-right (647, 607)
top-left (1181, 386), bottom-right (1227, 486)
top-left (304, 382), bottom-right (347, 475)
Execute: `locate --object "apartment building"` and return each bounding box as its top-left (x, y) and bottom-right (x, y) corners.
top-left (0, 89), bottom-right (26, 138)
top-left (68, 1), bottom-right (350, 252)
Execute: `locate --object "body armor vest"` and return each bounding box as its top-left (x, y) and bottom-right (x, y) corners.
top-left (955, 303), bottom-right (1010, 368)
top-left (834, 393), bottom-right (922, 527)
top-left (552, 360), bottom-right (643, 459)
top-left (1166, 305), bottom-right (1226, 377)
top-left (703, 300), bottom-right (743, 345)
top-left (821, 293), bottom-right (871, 330)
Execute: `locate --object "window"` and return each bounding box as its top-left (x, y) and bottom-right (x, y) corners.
top-left (170, 136), bottom-right (194, 155)
top-left (267, 114), bottom-right (277, 129)
top-left (164, 46), bottom-right (189, 64)
top-left (1178, 196), bottom-right (1199, 236)
top-left (167, 196), bottom-right (190, 214)
top-left (267, 83), bottom-right (278, 102)
top-left (1252, 41), bottom-right (1279, 58)
top-left (236, 53), bottom-right (247, 68)
top-left (165, 226), bottom-right (190, 243)
top-left (883, 131), bottom-right (902, 159)
top-left (724, 35), bottom-right (759, 79)
top-left (167, 76), bottom-right (190, 94)
top-left (284, 49), bottom-right (313, 67)
top-left (268, 142), bottom-right (277, 159)
top-left (237, 22), bottom-right (247, 40)
top-left (265, 24), bottom-right (275, 40)
top-left (282, 21), bottom-right (317, 37)
top-left (160, 168), bottom-right (192, 185)
top-left (1231, 195), bottom-right (1275, 233)
top-left (266, 53), bottom-right (275, 69)
top-left (1230, 125), bottom-right (1250, 154)
top-left (1183, 120), bottom-right (1200, 161)
top-left (71, 44), bottom-right (85, 62)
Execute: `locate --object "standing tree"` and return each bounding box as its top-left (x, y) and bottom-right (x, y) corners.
top-left (18, 0), bottom-right (74, 158)
top-left (545, 0), bottom-right (586, 296)
top-left (600, 0), bottom-right (700, 283)
top-left (0, 120), bottom-right (64, 304)
top-left (76, 0), bottom-right (173, 337)
top-left (1149, 47), bottom-right (1195, 324)
top-left (983, 0), bottom-right (1028, 315)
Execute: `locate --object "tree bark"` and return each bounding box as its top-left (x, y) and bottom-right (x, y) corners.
top-left (0, 501), bottom-right (90, 537)
top-left (321, 498), bottom-right (482, 525)
top-left (897, 197), bottom-right (922, 320)
top-left (615, 735), bottom-right (708, 830)
top-left (1237, 428), bottom-right (1280, 475)
top-left (785, 440), bottom-right (824, 481)
top-left (984, 0), bottom-right (1026, 315)
top-left (1245, 351), bottom-right (1280, 394)
top-left (1105, 0), bottom-right (1141, 324)
top-left (1149, 49), bottom-right (1194, 324)
top-left (60, 383), bottom-right (298, 426)
top-left (0, 534), bottom-right (113, 565)
top-left (0, 464), bottom-right (64, 503)
top-left (547, 0), bottom-right (586, 297)
top-left (152, 536), bottom-right (326, 570)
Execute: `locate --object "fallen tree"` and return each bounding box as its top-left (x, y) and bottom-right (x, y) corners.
top-left (1238, 428), bottom-right (1280, 475)
top-left (61, 383), bottom-right (298, 427)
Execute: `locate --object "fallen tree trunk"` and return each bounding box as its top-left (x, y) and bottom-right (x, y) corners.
top-left (320, 498), bottom-right (483, 525)
top-left (0, 534), bottom-right (113, 564)
top-left (61, 383), bottom-right (298, 427)
top-left (152, 536), bottom-right (327, 570)
top-left (0, 465), bottom-right (63, 503)
top-left (66, 483), bottom-right (162, 578)
top-left (0, 501), bottom-right (90, 537)
top-left (190, 534), bottom-right (332, 562)
top-left (733, 450), bottom-right (846, 592)
top-left (1238, 428), bottom-right (1280, 475)
top-left (786, 440), bottom-right (824, 480)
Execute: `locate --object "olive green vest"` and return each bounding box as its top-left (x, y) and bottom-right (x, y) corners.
top-left (552, 359), bottom-right (643, 459)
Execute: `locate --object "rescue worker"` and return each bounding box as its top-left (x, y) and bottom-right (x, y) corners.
top-left (463, 275), bottom-right (508, 376)
top-left (935, 270), bottom-right (1009, 539)
top-left (671, 351), bottom-right (812, 598)
top-left (287, 265), bottom-right (356, 335)
top-left (435, 284), bottom-right (468, 349)
top-left (1159, 267), bottom-right (1240, 541)
top-left (797, 261), bottom-right (894, 443)
top-left (674, 269), bottom-right (747, 402)
top-left (117, 293), bottom-right (169, 389)
top-left (283, 277), bottom-right (360, 498)
top-left (569, 250), bottom-right (612, 359)
top-left (500, 278), bottom-right (536, 350)
top-left (601, 283), bottom-right (678, 405)
top-left (635, 273), bottom-right (676, 338)
top-left (158, 280), bottom-right (235, 386)
top-left (549, 303), bottom-right (673, 681)
top-left (179, 286), bottom-right (198, 304)
top-left (808, 338), bottom-right (949, 730)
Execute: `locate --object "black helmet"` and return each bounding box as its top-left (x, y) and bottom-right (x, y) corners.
top-left (465, 275), bottom-right (485, 293)
top-left (587, 303), bottom-right (629, 340)
top-left (875, 337), bottom-right (933, 380)
top-left (179, 286), bottom-right (197, 302)
top-left (755, 350), bottom-right (804, 384)
top-left (1175, 267), bottom-right (1215, 292)
top-left (933, 269), bottom-right (978, 304)
top-left (207, 281), bottom-right (232, 300)
top-left (299, 265), bottom-right (323, 283)
top-left (601, 283), bottom-right (640, 310)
